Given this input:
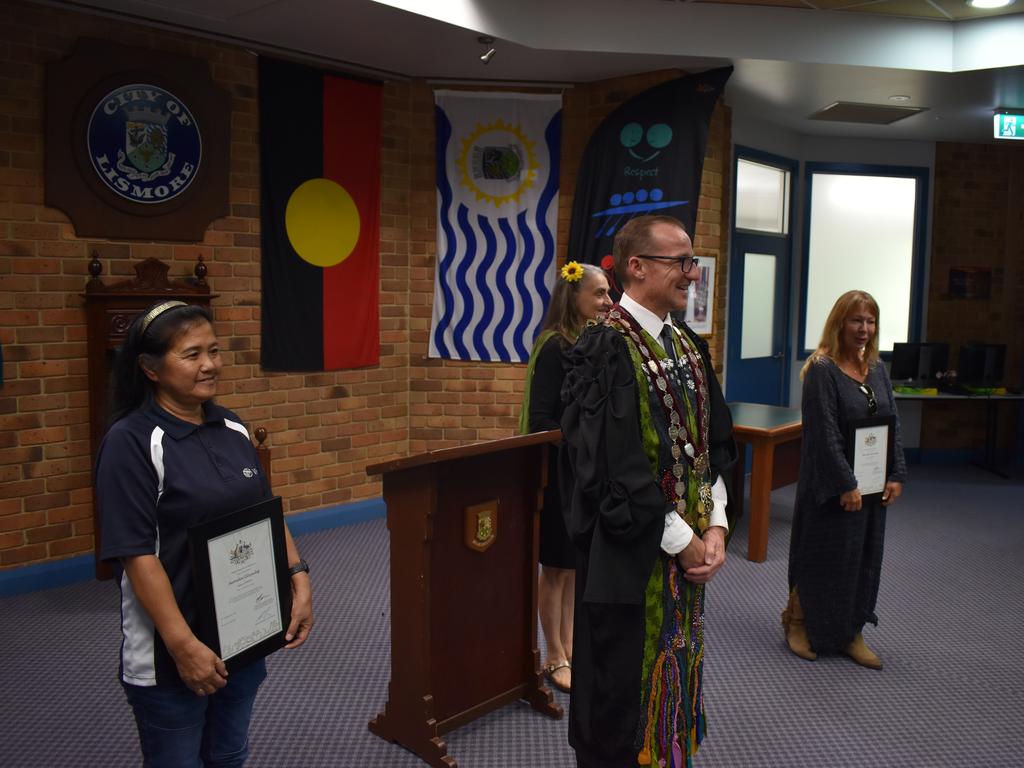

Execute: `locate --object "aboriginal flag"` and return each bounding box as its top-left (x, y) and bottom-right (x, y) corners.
top-left (259, 57), bottom-right (382, 371)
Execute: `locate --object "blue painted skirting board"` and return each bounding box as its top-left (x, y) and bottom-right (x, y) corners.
top-left (0, 496), bottom-right (387, 599)
top-left (284, 497), bottom-right (385, 537)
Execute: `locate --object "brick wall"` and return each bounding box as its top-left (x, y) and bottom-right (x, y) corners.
top-left (0, 0), bottom-right (732, 568)
top-left (921, 141), bottom-right (1023, 452)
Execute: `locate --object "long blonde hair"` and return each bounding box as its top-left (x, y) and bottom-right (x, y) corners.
top-left (800, 289), bottom-right (881, 380)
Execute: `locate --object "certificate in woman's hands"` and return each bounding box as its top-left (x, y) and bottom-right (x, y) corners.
top-left (188, 496), bottom-right (292, 671)
top-left (846, 416), bottom-right (895, 501)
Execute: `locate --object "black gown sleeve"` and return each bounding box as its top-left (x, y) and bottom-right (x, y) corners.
top-left (528, 335), bottom-right (565, 433)
top-left (559, 324), bottom-right (668, 605)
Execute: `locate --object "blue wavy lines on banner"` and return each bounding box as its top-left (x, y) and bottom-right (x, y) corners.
top-left (451, 204), bottom-right (477, 360)
top-left (432, 106), bottom-right (457, 358)
top-left (529, 111), bottom-right (561, 318)
top-left (511, 210), bottom-right (537, 361)
top-left (472, 215), bottom-right (498, 360)
top-left (430, 98), bottom-right (561, 362)
top-left (491, 218), bottom-right (518, 361)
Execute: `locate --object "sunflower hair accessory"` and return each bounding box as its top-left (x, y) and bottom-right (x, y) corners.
top-left (561, 261), bottom-right (584, 283)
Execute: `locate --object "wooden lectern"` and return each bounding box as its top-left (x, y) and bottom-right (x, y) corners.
top-left (366, 432), bottom-right (563, 767)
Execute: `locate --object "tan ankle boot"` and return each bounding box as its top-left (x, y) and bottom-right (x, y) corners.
top-left (781, 588), bottom-right (817, 661)
top-left (844, 633), bottom-right (882, 670)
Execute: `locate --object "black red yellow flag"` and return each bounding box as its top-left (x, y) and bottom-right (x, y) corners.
top-left (259, 57), bottom-right (382, 370)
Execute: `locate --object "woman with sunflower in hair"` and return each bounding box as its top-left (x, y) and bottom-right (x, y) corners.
top-left (520, 260), bottom-right (613, 694)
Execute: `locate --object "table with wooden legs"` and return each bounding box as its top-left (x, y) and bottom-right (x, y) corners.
top-left (727, 403), bottom-right (803, 562)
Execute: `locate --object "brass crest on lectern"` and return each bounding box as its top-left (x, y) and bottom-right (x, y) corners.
top-left (464, 500), bottom-right (498, 552)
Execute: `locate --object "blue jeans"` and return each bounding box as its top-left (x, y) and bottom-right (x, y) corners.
top-left (123, 659), bottom-right (267, 768)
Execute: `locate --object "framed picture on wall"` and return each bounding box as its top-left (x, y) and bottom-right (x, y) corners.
top-left (685, 256), bottom-right (715, 335)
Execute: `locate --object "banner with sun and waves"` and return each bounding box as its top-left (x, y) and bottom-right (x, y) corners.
top-left (429, 91), bottom-right (561, 363)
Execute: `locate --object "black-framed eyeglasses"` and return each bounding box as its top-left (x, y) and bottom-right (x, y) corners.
top-left (858, 382), bottom-right (877, 415)
top-left (636, 254), bottom-right (699, 272)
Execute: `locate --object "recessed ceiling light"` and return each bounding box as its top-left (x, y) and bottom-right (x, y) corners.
top-left (967, 0), bottom-right (1014, 9)
top-left (888, 95), bottom-right (911, 102)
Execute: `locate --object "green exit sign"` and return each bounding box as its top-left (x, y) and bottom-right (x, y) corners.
top-left (994, 113), bottom-right (1024, 140)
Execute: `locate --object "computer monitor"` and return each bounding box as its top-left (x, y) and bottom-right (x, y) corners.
top-left (958, 343), bottom-right (1005, 387)
top-left (890, 342), bottom-right (949, 382)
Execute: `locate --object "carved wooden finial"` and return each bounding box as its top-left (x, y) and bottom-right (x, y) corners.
top-left (88, 251), bottom-right (103, 280)
top-left (194, 254), bottom-right (208, 285)
top-left (254, 426), bottom-right (267, 447)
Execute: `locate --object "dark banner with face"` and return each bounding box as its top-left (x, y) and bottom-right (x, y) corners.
top-left (566, 68), bottom-right (732, 268)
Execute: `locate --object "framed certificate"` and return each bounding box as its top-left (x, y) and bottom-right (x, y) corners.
top-left (845, 415), bottom-right (895, 501)
top-left (188, 496), bottom-right (292, 671)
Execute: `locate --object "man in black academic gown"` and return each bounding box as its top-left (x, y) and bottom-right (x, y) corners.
top-left (560, 215), bottom-right (736, 768)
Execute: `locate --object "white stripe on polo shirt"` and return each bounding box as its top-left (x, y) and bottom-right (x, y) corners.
top-left (119, 425), bottom-right (166, 686)
top-left (120, 571), bottom-right (157, 686)
top-left (223, 418), bottom-right (250, 441)
top-left (151, 425), bottom-right (166, 505)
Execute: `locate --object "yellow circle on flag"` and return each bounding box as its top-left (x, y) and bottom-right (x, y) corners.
top-left (285, 178), bottom-right (360, 268)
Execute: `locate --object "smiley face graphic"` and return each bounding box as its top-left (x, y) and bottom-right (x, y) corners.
top-left (620, 122), bottom-right (673, 162)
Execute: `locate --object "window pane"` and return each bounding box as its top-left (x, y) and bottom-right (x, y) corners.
top-left (736, 159), bottom-right (789, 234)
top-left (741, 253), bottom-right (776, 359)
top-left (804, 173), bottom-right (916, 353)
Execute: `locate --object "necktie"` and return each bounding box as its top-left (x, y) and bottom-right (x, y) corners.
top-left (660, 324), bottom-right (677, 362)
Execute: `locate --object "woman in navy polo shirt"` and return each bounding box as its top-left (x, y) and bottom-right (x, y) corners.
top-left (96, 301), bottom-right (313, 767)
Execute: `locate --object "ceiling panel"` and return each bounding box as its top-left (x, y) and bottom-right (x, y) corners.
top-left (40, 0), bottom-right (1024, 142)
top-left (689, 0), bottom-right (1024, 21)
top-left (930, 0), bottom-right (1024, 20)
top-left (127, 0), bottom-right (275, 21)
top-left (807, 100), bottom-right (928, 123)
top-left (692, 0), bottom-right (811, 8)
top-left (838, 1), bottom-right (950, 19)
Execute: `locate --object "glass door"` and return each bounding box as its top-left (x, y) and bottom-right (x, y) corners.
top-left (726, 149), bottom-right (796, 405)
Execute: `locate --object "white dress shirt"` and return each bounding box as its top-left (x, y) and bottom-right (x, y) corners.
top-left (619, 292), bottom-right (729, 555)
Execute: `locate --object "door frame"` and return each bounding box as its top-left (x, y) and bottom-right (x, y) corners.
top-left (727, 145), bottom-right (798, 406)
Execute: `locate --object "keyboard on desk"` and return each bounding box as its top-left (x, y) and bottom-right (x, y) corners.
top-left (895, 379), bottom-right (939, 390)
top-left (938, 382), bottom-right (973, 396)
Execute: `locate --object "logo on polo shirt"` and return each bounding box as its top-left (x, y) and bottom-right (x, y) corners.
top-left (242, 467), bottom-right (259, 478)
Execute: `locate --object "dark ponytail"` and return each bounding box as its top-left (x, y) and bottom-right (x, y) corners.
top-left (108, 302), bottom-right (213, 426)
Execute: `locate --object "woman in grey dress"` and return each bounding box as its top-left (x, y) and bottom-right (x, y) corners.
top-left (782, 289), bottom-right (906, 669)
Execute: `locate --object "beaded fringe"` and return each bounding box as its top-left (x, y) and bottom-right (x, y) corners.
top-left (637, 558), bottom-right (706, 768)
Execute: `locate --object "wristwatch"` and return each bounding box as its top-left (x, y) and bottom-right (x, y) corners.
top-left (288, 558), bottom-right (310, 577)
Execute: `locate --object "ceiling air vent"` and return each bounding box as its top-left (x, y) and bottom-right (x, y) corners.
top-left (808, 101), bottom-right (927, 125)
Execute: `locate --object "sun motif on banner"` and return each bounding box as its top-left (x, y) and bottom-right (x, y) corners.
top-left (456, 119), bottom-right (539, 207)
